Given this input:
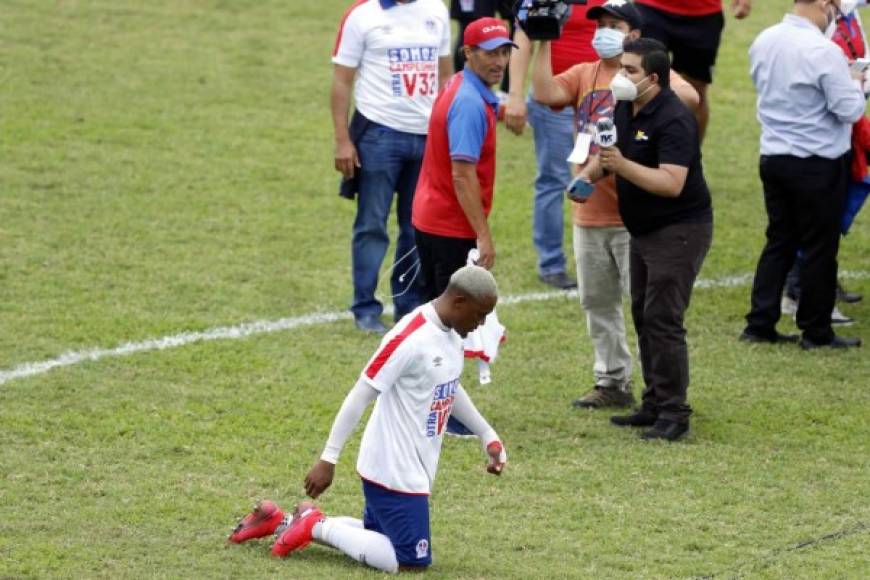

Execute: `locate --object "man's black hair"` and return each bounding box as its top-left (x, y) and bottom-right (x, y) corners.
top-left (623, 38), bottom-right (670, 89)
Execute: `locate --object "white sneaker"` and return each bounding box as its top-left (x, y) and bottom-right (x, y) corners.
top-left (831, 306), bottom-right (855, 326)
top-left (781, 295), bottom-right (798, 316)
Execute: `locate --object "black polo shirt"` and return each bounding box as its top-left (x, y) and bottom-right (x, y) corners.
top-left (613, 88), bottom-right (713, 236)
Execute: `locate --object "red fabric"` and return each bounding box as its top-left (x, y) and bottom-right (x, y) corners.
top-left (359, 475), bottom-right (430, 496)
top-left (636, 0), bottom-right (721, 17)
top-left (364, 312), bottom-right (426, 379)
top-left (413, 72), bottom-right (497, 239)
top-left (550, 0), bottom-right (603, 74)
top-left (332, 0), bottom-right (367, 57)
top-left (831, 14), bottom-right (866, 60)
top-left (463, 17), bottom-right (511, 46)
top-left (850, 116), bottom-right (870, 182)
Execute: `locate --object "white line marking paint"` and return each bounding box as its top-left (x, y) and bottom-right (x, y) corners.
top-left (1, 270), bottom-right (866, 386)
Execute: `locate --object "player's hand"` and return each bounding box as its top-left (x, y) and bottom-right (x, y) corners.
top-left (304, 460), bottom-right (335, 499)
top-left (485, 441), bottom-right (507, 476)
top-left (334, 139), bottom-right (360, 179)
top-left (475, 235), bottom-right (496, 270)
top-left (504, 94), bottom-right (527, 136)
top-left (731, 0), bottom-right (751, 19)
top-left (598, 146), bottom-right (624, 174)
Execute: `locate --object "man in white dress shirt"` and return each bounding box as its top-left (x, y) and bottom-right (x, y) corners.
top-left (741, 0), bottom-right (863, 349)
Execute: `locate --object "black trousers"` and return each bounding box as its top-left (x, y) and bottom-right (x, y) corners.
top-left (744, 154), bottom-right (848, 343)
top-left (630, 221), bottom-right (713, 423)
top-left (414, 229), bottom-right (477, 302)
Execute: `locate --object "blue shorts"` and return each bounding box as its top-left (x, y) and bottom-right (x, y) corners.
top-left (361, 479), bottom-right (432, 568)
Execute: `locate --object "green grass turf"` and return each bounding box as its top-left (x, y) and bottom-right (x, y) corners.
top-left (1, 0), bottom-right (868, 577)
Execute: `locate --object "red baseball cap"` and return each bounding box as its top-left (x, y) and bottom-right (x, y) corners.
top-left (463, 17), bottom-right (518, 50)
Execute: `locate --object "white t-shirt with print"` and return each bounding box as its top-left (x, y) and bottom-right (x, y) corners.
top-left (356, 302), bottom-right (463, 494)
top-left (332, 0), bottom-right (451, 135)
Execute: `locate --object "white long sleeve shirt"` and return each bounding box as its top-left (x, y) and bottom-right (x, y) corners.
top-left (750, 14), bottom-right (866, 158)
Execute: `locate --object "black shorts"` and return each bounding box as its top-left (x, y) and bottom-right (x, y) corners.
top-left (414, 229), bottom-right (476, 302)
top-left (635, 5), bottom-right (725, 84)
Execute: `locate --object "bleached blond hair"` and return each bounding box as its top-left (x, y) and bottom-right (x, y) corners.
top-left (447, 265), bottom-right (498, 301)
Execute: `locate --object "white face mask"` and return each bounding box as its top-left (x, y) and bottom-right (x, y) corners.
top-left (591, 27), bottom-right (626, 59)
top-left (610, 72), bottom-right (640, 101)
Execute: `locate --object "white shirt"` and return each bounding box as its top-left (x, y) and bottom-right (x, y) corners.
top-left (750, 14), bottom-right (866, 158)
top-left (332, 0), bottom-right (451, 134)
top-left (356, 303), bottom-right (463, 494)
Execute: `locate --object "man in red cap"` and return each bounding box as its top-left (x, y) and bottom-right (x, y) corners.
top-left (412, 17), bottom-right (516, 298)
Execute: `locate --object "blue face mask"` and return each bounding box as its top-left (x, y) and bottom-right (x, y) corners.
top-left (591, 27), bottom-right (626, 59)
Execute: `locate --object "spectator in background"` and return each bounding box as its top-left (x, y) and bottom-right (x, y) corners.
top-left (331, 0), bottom-right (452, 334)
top-left (505, 0), bottom-right (605, 290)
top-left (634, 0), bottom-right (751, 142)
top-left (741, 0), bottom-right (863, 350)
top-left (530, 1), bottom-right (699, 410)
top-left (781, 0), bottom-right (867, 322)
top-left (412, 18), bottom-right (516, 298)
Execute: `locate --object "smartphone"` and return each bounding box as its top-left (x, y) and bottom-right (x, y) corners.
top-left (566, 176), bottom-right (594, 203)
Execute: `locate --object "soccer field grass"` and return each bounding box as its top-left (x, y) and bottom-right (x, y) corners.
top-left (1, 0), bottom-right (868, 577)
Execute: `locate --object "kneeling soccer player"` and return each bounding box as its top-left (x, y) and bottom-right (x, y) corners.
top-left (229, 265), bottom-right (508, 573)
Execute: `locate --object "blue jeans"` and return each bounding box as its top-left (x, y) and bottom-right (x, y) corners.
top-left (352, 123), bottom-right (425, 321)
top-left (527, 96), bottom-right (575, 276)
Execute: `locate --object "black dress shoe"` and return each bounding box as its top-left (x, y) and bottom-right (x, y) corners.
top-left (354, 315), bottom-right (387, 335)
top-left (610, 408), bottom-right (658, 427)
top-left (641, 419), bottom-right (689, 442)
top-left (837, 282), bottom-right (862, 304)
top-left (739, 329), bottom-right (799, 344)
top-left (799, 335), bottom-right (861, 350)
top-left (539, 272), bottom-right (578, 290)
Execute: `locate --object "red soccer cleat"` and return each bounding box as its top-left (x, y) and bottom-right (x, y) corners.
top-left (270, 501), bottom-right (325, 557)
top-left (228, 500), bottom-right (285, 543)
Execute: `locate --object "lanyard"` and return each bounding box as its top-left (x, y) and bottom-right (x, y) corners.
top-left (577, 62), bottom-right (612, 132)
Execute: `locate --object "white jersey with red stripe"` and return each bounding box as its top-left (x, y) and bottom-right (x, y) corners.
top-left (332, 0), bottom-right (451, 135)
top-left (356, 302), bottom-right (463, 494)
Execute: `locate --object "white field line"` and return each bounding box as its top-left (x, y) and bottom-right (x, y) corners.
top-left (1, 270), bottom-right (866, 386)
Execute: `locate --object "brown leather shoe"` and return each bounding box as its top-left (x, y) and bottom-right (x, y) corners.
top-left (572, 386), bottom-right (635, 409)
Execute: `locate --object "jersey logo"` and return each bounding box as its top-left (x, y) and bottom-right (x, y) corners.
top-left (416, 539), bottom-right (429, 559)
top-left (634, 130), bottom-right (649, 142)
top-left (433, 356), bottom-right (442, 367)
top-left (427, 379), bottom-right (458, 437)
top-left (388, 47), bottom-right (439, 98)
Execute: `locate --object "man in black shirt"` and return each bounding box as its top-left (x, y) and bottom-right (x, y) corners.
top-left (577, 38), bottom-right (712, 441)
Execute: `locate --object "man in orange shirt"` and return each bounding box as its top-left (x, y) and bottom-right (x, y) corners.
top-left (504, 0), bottom-right (604, 290)
top-left (531, 0), bottom-right (698, 409)
top-left (635, 0), bottom-right (751, 141)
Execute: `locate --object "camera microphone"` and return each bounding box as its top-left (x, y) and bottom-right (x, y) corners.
top-left (595, 118), bottom-right (617, 148)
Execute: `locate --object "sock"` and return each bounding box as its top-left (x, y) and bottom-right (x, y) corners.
top-left (313, 517), bottom-right (398, 574)
top-left (313, 516), bottom-right (363, 534)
